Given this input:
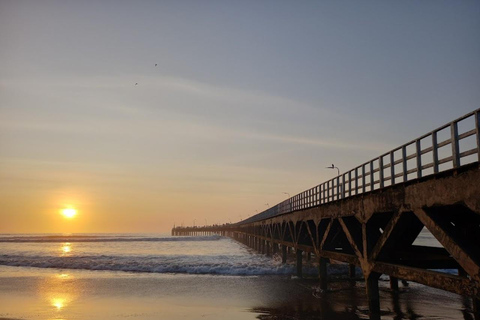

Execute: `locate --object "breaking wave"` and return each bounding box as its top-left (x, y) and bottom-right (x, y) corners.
top-left (0, 253), bottom-right (295, 275)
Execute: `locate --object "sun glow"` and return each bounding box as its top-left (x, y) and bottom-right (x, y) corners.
top-left (61, 207), bottom-right (77, 219)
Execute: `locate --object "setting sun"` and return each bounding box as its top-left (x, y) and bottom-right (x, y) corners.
top-left (61, 208), bottom-right (77, 219)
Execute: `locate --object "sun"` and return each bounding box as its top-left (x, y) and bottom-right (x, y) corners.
top-left (61, 208), bottom-right (77, 219)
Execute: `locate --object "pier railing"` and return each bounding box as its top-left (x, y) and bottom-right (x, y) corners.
top-left (241, 109), bottom-right (480, 224)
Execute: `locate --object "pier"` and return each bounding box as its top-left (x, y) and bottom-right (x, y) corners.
top-left (173, 109), bottom-right (480, 317)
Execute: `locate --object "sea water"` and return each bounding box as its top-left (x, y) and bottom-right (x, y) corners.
top-left (0, 234), bottom-right (297, 275)
top-left (0, 229), bottom-right (448, 276)
top-left (0, 231), bottom-right (474, 319)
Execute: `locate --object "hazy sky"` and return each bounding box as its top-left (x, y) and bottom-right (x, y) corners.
top-left (1, 1), bottom-right (479, 233)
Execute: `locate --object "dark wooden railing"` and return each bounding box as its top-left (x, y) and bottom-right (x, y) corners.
top-left (241, 108), bottom-right (480, 224)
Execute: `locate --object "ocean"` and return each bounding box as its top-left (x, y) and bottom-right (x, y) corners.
top-left (0, 234), bottom-right (296, 276)
top-left (0, 232), bottom-right (473, 319)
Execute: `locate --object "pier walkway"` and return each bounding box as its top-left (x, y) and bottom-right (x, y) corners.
top-left (173, 109), bottom-right (480, 318)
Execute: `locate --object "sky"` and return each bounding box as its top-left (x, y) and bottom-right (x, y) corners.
top-left (1, 0), bottom-right (479, 233)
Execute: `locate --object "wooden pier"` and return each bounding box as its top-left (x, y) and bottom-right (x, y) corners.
top-left (173, 109), bottom-right (480, 318)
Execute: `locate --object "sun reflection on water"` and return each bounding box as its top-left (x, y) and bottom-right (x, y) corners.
top-left (51, 297), bottom-right (66, 310)
top-left (61, 243), bottom-right (72, 255)
top-left (38, 272), bottom-right (79, 315)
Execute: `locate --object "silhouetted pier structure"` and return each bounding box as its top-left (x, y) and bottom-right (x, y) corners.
top-left (173, 109), bottom-right (480, 318)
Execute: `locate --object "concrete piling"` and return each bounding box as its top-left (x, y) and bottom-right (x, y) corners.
top-left (319, 257), bottom-right (328, 291)
top-left (349, 264), bottom-right (356, 279)
top-left (296, 249), bottom-right (303, 278)
top-left (366, 272), bottom-right (381, 315)
top-left (281, 245), bottom-right (287, 263)
top-left (390, 276), bottom-right (399, 291)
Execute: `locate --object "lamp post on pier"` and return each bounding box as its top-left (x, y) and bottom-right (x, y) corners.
top-left (326, 164), bottom-right (340, 176)
top-left (326, 164), bottom-right (342, 199)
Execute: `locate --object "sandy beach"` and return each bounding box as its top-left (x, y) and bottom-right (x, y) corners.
top-left (0, 265), bottom-right (474, 320)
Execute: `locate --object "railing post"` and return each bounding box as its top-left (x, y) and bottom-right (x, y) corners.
top-left (348, 171), bottom-right (352, 197)
top-left (321, 183), bottom-right (324, 204)
top-left (355, 167), bottom-right (359, 195)
top-left (379, 156), bottom-right (384, 189)
top-left (327, 181), bottom-right (330, 202)
top-left (337, 176), bottom-right (340, 200)
top-left (370, 161), bottom-right (374, 191)
top-left (451, 122), bottom-right (460, 168)
top-left (402, 145), bottom-right (407, 182)
top-left (342, 173), bottom-right (346, 199)
top-left (362, 164), bottom-right (366, 193)
top-left (390, 151), bottom-right (395, 185)
top-left (432, 131), bottom-right (439, 174)
top-left (317, 186), bottom-right (320, 205)
top-left (416, 139), bottom-right (422, 179)
top-left (476, 110), bottom-right (480, 162)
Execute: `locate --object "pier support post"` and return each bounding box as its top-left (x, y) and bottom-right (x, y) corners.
top-left (319, 257), bottom-right (328, 291)
top-left (473, 297), bottom-right (479, 320)
top-left (366, 272), bottom-right (381, 315)
top-left (296, 249), bottom-right (303, 278)
top-left (266, 241), bottom-right (270, 256)
top-left (272, 242), bottom-right (277, 254)
top-left (307, 252), bottom-right (311, 261)
top-left (349, 264), bottom-right (356, 279)
top-left (390, 276), bottom-right (399, 291)
top-left (282, 245), bottom-right (287, 263)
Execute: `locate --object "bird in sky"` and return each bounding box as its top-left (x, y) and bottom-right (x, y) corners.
top-left (155, 63), bottom-right (157, 67)
top-left (135, 83), bottom-right (138, 86)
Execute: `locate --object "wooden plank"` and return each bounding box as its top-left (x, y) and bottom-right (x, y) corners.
top-left (320, 250), bottom-right (359, 265)
top-left (458, 128), bottom-right (476, 140)
top-left (459, 148), bottom-right (477, 158)
top-left (437, 138), bottom-right (451, 148)
top-left (373, 262), bottom-right (476, 297)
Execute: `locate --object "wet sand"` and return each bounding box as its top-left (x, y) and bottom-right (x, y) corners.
top-left (0, 266), bottom-right (475, 319)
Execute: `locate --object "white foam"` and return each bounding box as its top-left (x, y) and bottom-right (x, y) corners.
top-left (0, 253), bottom-right (295, 275)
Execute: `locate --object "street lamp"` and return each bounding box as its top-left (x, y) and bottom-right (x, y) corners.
top-left (326, 164), bottom-right (342, 199)
top-left (326, 164), bottom-right (340, 176)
